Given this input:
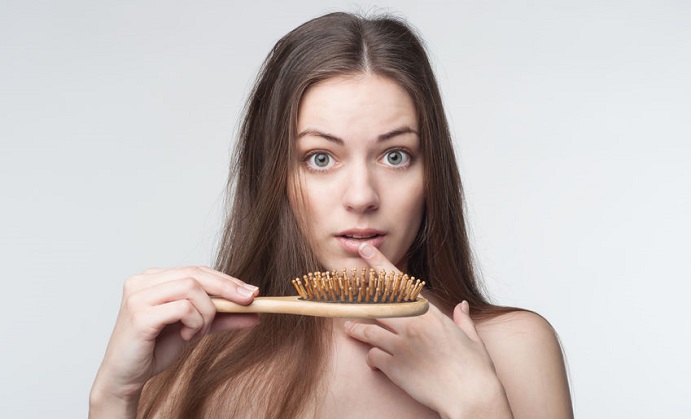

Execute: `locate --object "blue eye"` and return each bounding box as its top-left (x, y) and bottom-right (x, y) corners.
top-left (306, 152), bottom-right (334, 170)
top-left (383, 150), bottom-right (410, 167)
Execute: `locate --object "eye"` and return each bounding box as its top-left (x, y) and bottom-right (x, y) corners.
top-left (382, 149), bottom-right (411, 167)
top-left (305, 152), bottom-right (335, 171)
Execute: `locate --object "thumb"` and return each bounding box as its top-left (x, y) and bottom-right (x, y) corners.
top-left (453, 301), bottom-right (481, 342)
top-left (358, 243), bottom-right (401, 275)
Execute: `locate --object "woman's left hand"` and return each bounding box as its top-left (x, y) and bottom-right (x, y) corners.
top-left (343, 243), bottom-right (513, 418)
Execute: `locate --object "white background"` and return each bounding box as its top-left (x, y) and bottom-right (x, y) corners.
top-left (1, 1), bottom-right (689, 417)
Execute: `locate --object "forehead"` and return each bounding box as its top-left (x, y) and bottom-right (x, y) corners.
top-left (297, 74), bottom-right (418, 137)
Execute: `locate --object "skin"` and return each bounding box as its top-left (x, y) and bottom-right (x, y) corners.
top-left (291, 74), bottom-right (425, 273)
top-left (90, 73), bottom-right (573, 418)
top-left (343, 243), bottom-right (573, 419)
top-left (89, 267), bottom-right (260, 417)
top-left (296, 74), bottom-right (573, 418)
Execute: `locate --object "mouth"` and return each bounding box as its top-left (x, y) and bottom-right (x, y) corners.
top-left (340, 232), bottom-right (381, 239)
top-left (335, 229), bottom-right (386, 253)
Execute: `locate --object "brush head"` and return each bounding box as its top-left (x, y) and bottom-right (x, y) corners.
top-left (292, 268), bottom-right (425, 304)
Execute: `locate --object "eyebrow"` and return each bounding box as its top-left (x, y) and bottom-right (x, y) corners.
top-left (297, 127), bottom-right (419, 144)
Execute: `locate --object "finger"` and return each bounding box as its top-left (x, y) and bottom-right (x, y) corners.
top-left (135, 300), bottom-right (204, 342)
top-left (453, 301), bottom-right (481, 342)
top-left (133, 278), bottom-right (219, 334)
top-left (375, 302), bottom-right (440, 332)
top-left (141, 267), bottom-right (165, 274)
top-left (366, 346), bottom-right (394, 372)
top-left (196, 266), bottom-right (247, 286)
top-left (125, 288), bottom-right (209, 342)
top-left (126, 266), bottom-right (258, 304)
top-left (148, 266), bottom-right (246, 288)
top-left (344, 321), bottom-right (397, 354)
top-left (358, 243), bottom-right (401, 275)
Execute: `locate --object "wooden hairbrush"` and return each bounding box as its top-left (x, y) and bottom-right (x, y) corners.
top-left (212, 268), bottom-right (428, 318)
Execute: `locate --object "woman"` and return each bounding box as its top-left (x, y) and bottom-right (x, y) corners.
top-left (90, 12), bottom-right (573, 418)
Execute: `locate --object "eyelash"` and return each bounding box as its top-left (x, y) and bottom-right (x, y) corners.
top-left (381, 148), bottom-right (412, 169)
top-left (301, 148), bottom-right (414, 172)
top-left (303, 151), bottom-right (336, 172)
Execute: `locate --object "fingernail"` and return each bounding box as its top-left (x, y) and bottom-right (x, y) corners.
top-left (359, 243), bottom-right (374, 258)
top-left (238, 284), bottom-right (258, 297)
top-left (343, 321), bottom-right (353, 331)
top-left (461, 300), bottom-right (470, 314)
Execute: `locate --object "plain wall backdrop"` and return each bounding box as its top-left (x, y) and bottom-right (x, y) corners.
top-left (1, 1), bottom-right (689, 417)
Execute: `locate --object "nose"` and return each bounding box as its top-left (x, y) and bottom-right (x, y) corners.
top-left (342, 164), bottom-right (380, 213)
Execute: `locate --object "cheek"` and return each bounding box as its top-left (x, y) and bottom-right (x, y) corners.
top-left (399, 182), bottom-right (426, 250)
top-left (288, 174), bottom-right (328, 240)
top-left (395, 173), bottom-right (425, 223)
top-left (404, 190), bottom-right (425, 233)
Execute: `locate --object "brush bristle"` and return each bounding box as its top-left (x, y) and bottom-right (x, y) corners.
top-left (291, 268), bottom-right (425, 303)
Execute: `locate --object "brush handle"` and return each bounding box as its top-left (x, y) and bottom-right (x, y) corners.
top-left (212, 296), bottom-right (429, 318)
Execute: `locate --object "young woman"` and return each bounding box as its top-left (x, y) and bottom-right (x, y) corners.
top-left (90, 12), bottom-right (573, 418)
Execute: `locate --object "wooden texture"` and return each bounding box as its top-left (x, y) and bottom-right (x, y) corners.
top-left (212, 296), bottom-right (429, 318)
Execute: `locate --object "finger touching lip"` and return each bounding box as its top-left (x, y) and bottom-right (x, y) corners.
top-left (335, 233), bottom-right (385, 253)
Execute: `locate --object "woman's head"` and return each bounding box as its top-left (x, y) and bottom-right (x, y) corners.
top-left (292, 73), bottom-right (425, 272)
top-left (220, 12), bottom-right (482, 308)
top-left (143, 12), bottom-right (496, 419)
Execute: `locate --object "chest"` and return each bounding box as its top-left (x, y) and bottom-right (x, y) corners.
top-left (311, 329), bottom-right (439, 419)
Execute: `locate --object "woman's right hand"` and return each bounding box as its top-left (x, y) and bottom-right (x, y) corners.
top-left (89, 266), bottom-right (260, 417)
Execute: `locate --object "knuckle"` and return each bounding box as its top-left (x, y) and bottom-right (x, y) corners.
top-left (197, 299), bottom-right (215, 317)
top-left (179, 277), bottom-right (201, 293)
top-left (178, 299), bottom-right (195, 315)
top-left (180, 266), bottom-right (202, 277)
top-left (366, 348), bottom-right (381, 367)
top-left (220, 281), bottom-right (236, 296)
top-left (200, 309), bottom-right (215, 324)
top-left (360, 325), bottom-right (371, 340)
top-left (123, 275), bottom-right (142, 295)
top-left (123, 292), bottom-right (141, 310)
top-left (129, 310), bottom-right (150, 332)
top-left (347, 322), bottom-right (361, 335)
top-left (202, 299), bottom-right (217, 315)
top-left (405, 321), bottom-right (423, 339)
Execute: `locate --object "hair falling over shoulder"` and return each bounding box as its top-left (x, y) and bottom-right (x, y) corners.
top-left (137, 11), bottom-right (506, 418)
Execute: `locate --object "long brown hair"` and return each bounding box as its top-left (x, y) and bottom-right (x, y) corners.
top-left (138, 12), bottom-right (502, 418)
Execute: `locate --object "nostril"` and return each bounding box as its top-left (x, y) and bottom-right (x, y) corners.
top-left (342, 179), bottom-right (380, 212)
top-left (344, 196), bottom-right (380, 213)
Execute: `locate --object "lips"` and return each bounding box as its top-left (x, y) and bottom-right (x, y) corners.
top-left (341, 232), bottom-right (379, 239)
top-left (335, 229), bottom-right (386, 253)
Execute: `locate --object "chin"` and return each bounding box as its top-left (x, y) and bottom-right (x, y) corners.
top-left (323, 259), bottom-right (368, 272)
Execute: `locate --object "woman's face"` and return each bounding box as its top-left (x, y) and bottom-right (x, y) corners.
top-left (290, 74), bottom-right (425, 271)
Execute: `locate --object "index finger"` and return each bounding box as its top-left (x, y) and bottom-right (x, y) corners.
top-left (138, 266), bottom-right (259, 303)
top-left (358, 243), bottom-right (401, 275)
top-left (374, 302), bottom-right (438, 332)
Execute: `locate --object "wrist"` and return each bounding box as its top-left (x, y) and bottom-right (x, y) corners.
top-left (89, 378), bottom-right (141, 419)
top-left (439, 376), bottom-right (513, 419)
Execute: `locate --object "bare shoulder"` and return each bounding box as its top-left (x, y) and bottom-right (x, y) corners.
top-left (475, 310), bottom-right (566, 388)
top-left (476, 310), bottom-right (574, 419)
top-left (476, 310), bottom-right (561, 351)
